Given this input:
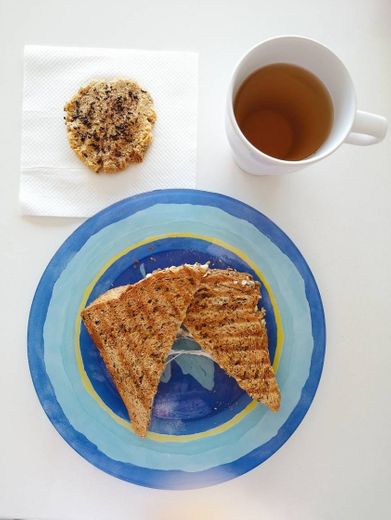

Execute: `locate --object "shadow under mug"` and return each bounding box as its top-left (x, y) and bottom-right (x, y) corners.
top-left (225, 35), bottom-right (388, 175)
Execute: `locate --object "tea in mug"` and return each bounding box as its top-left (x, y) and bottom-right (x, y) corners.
top-left (234, 63), bottom-right (333, 161)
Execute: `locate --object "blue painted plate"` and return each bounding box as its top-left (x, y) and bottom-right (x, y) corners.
top-left (28, 189), bottom-right (325, 489)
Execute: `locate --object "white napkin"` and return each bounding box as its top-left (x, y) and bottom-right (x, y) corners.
top-left (20, 45), bottom-right (198, 217)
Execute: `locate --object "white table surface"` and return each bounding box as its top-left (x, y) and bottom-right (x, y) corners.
top-left (1, 0), bottom-right (390, 518)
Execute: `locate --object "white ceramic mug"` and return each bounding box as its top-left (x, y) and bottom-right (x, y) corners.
top-left (225, 35), bottom-right (388, 175)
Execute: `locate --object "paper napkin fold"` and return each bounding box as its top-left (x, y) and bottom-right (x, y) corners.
top-left (20, 45), bottom-right (198, 217)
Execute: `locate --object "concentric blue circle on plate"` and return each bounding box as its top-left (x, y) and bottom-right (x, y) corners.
top-left (28, 189), bottom-right (325, 489)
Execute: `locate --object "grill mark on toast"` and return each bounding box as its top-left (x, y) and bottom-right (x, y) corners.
top-left (86, 304), bottom-right (153, 409)
top-left (81, 264), bottom-right (206, 436)
top-left (184, 269), bottom-right (280, 411)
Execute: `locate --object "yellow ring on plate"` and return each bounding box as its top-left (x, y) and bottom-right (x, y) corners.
top-left (74, 233), bottom-right (284, 443)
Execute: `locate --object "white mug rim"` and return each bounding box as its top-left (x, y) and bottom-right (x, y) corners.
top-left (227, 35), bottom-right (358, 166)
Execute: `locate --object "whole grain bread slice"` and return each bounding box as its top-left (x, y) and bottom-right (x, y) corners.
top-left (183, 269), bottom-right (280, 411)
top-left (81, 264), bottom-right (207, 436)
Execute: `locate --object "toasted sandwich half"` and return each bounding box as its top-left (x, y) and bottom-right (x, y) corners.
top-left (81, 264), bottom-right (207, 436)
top-left (183, 269), bottom-right (280, 411)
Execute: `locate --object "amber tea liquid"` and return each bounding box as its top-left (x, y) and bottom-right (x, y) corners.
top-left (234, 63), bottom-right (334, 161)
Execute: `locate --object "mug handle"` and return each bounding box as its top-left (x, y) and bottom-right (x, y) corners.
top-left (345, 110), bottom-right (388, 145)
